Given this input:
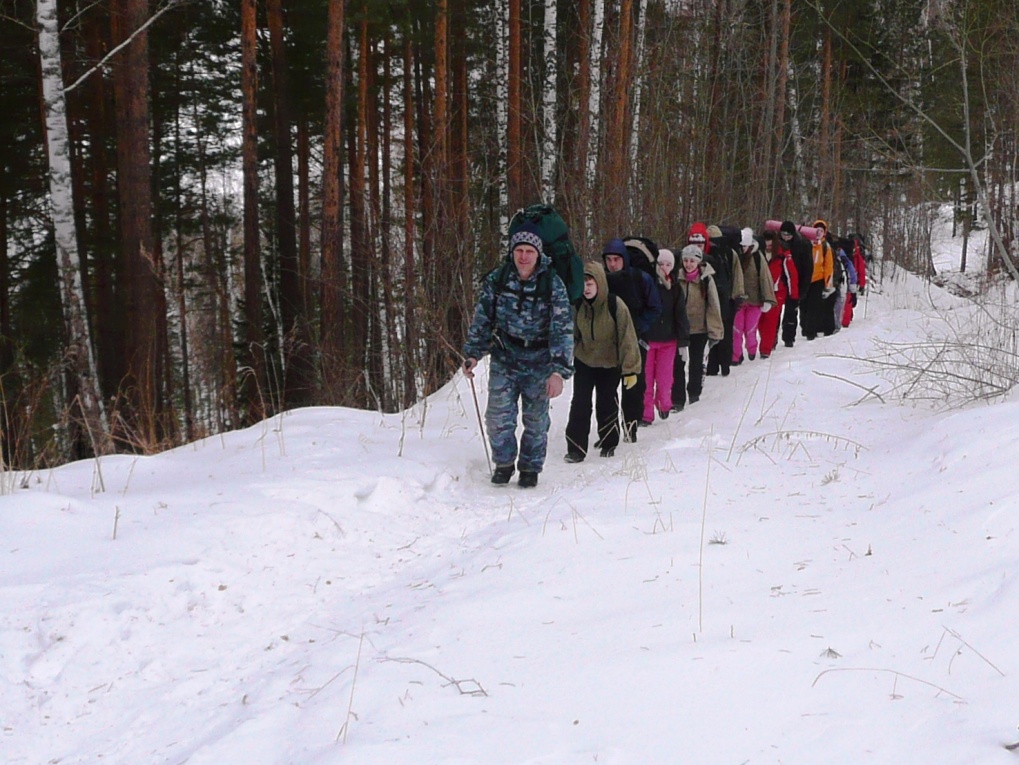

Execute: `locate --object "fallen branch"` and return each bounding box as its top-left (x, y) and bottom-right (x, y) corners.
top-left (379, 656), bottom-right (488, 697)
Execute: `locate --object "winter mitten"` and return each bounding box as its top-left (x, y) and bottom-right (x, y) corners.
top-left (761, 303), bottom-right (773, 313)
top-left (622, 374), bottom-right (638, 390)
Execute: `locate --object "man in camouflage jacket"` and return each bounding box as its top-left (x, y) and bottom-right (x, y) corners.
top-left (462, 223), bottom-right (574, 488)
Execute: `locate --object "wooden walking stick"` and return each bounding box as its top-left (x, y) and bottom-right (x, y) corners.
top-left (467, 373), bottom-right (493, 476)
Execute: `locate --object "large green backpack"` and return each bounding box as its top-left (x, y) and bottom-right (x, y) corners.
top-left (508, 204), bottom-right (584, 304)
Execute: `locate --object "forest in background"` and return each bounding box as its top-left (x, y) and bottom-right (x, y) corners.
top-left (0, 0), bottom-right (1017, 468)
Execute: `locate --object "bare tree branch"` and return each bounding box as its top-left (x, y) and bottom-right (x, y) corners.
top-left (62, 0), bottom-right (186, 95)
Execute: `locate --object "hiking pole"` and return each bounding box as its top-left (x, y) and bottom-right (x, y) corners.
top-left (467, 373), bottom-right (493, 476)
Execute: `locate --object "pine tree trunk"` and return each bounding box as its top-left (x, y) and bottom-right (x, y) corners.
top-left (759, 0), bottom-right (779, 213)
top-left (297, 115), bottom-right (311, 317)
top-left (320, 0), bottom-right (347, 398)
top-left (112, 0), bottom-right (162, 445)
top-left (0, 191), bottom-right (24, 467)
top-left (240, 0), bottom-right (266, 422)
top-left (37, 0), bottom-right (112, 456)
top-left (818, 19), bottom-right (832, 210)
top-left (267, 0), bottom-right (314, 407)
top-left (171, 56), bottom-right (194, 443)
top-left (448, 0), bottom-right (469, 367)
top-left (627, 0), bottom-right (648, 221)
top-left (402, 31), bottom-right (418, 408)
top-left (81, 9), bottom-right (120, 402)
top-left (349, 13), bottom-right (371, 406)
top-left (365, 38), bottom-right (386, 409)
top-left (774, 0), bottom-right (791, 211)
top-left (608, 0), bottom-right (634, 230)
top-left (413, 33), bottom-right (437, 389)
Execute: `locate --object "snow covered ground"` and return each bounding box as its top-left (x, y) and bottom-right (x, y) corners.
top-left (3, 227), bottom-right (1018, 764)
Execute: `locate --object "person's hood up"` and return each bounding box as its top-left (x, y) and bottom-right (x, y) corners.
top-left (584, 260), bottom-right (610, 309)
top-left (601, 238), bottom-right (631, 270)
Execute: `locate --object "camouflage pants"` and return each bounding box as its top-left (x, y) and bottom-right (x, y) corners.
top-left (486, 352), bottom-right (552, 472)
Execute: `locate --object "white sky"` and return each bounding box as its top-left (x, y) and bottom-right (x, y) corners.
top-left (2, 209), bottom-right (1017, 764)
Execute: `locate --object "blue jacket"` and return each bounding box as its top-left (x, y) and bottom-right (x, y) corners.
top-left (602, 248), bottom-right (662, 339)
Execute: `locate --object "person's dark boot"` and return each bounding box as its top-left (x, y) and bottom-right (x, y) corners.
top-left (564, 452), bottom-right (585, 464)
top-left (491, 465), bottom-right (514, 485)
top-left (518, 470), bottom-right (538, 488)
top-left (599, 446), bottom-right (615, 458)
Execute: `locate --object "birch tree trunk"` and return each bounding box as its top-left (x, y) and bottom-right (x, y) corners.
top-left (787, 63), bottom-right (810, 214)
top-left (586, 0), bottom-right (605, 235)
top-left (507, 0), bottom-right (522, 210)
top-left (36, 0), bottom-right (112, 455)
top-left (540, 0), bottom-right (557, 202)
top-left (495, 0), bottom-right (509, 230)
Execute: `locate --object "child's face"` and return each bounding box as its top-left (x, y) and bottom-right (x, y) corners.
top-left (583, 275), bottom-right (598, 300)
top-left (682, 257), bottom-right (699, 273)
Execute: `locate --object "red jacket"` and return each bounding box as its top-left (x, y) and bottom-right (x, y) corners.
top-left (851, 239), bottom-right (867, 292)
top-left (769, 244), bottom-right (800, 302)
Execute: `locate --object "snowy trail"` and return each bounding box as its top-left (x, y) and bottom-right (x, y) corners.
top-left (3, 272), bottom-right (1018, 764)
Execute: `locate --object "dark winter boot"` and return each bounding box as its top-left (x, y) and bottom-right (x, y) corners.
top-left (599, 446), bottom-right (615, 458)
top-left (491, 465), bottom-right (514, 485)
top-left (564, 452), bottom-right (585, 464)
top-left (518, 470), bottom-right (538, 488)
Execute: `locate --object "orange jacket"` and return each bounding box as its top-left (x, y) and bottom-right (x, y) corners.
top-left (810, 239), bottom-right (834, 286)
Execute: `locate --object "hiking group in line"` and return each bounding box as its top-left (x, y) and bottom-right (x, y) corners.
top-left (463, 208), bottom-right (869, 489)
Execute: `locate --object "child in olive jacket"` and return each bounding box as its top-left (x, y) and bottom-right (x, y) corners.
top-left (565, 261), bottom-right (641, 461)
top-left (672, 245), bottom-right (724, 407)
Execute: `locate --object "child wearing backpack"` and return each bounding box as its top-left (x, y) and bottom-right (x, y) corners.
top-left (758, 230), bottom-right (799, 358)
top-left (642, 249), bottom-right (689, 424)
top-left (565, 261), bottom-right (641, 462)
top-left (732, 228), bottom-right (777, 364)
top-left (673, 245), bottom-right (724, 406)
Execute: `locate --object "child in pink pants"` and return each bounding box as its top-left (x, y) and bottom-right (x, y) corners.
top-left (642, 249), bottom-right (690, 423)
